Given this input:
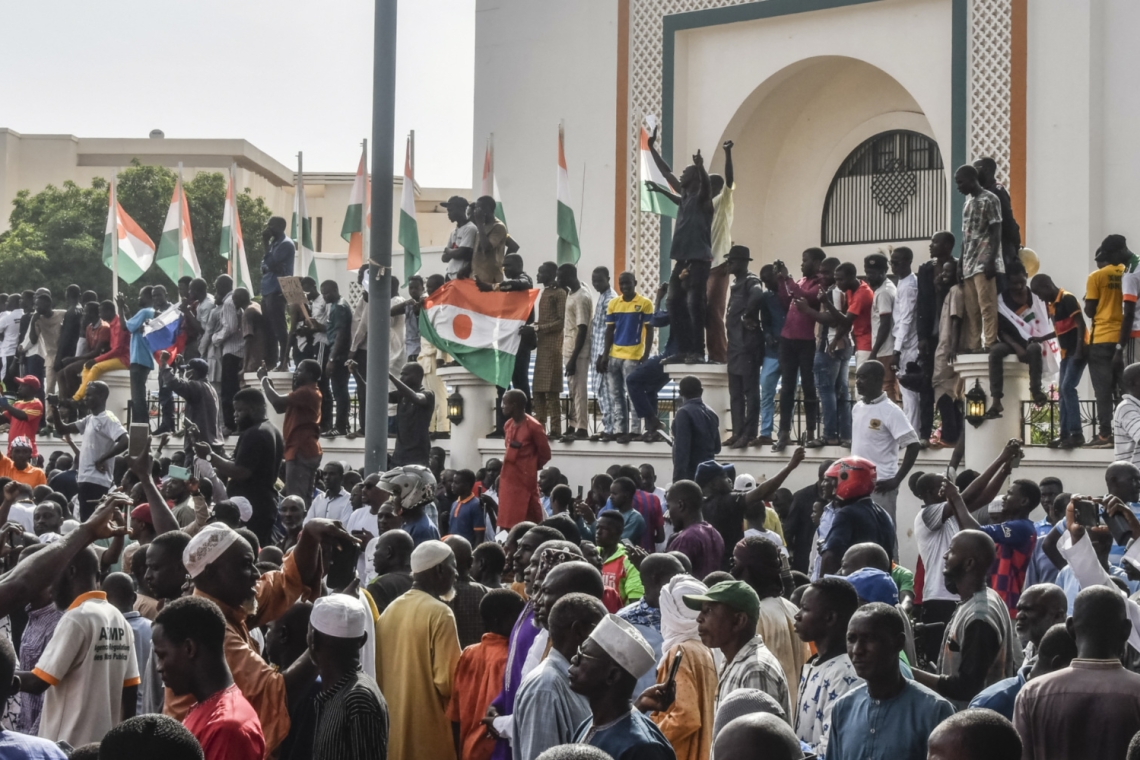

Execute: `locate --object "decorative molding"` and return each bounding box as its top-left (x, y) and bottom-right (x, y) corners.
top-left (969, 0), bottom-right (1013, 186)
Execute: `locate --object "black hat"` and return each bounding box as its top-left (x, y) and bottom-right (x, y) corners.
top-left (726, 245), bottom-right (752, 262)
top-left (438, 195), bottom-right (470, 211)
top-left (1099, 234), bottom-right (1130, 257)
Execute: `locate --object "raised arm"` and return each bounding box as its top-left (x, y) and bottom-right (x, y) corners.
top-left (745, 447), bottom-right (807, 507)
top-left (722, 140), bottom-right (734, 189)
top-left (389, 373), bottom-right (432, 409)
top-left (646, 126), bottom-right (680, 191)
top-left (960, 439), bottom-right (1019, 510)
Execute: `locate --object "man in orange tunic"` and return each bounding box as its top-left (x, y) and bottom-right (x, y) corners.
top-left (496, 389), bottom-right (550, 529)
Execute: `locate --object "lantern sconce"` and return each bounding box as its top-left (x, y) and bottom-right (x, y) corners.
top-left (447, 390), bottom-right (465, 426)
top-left (964, 379), bottom-right (988, 428)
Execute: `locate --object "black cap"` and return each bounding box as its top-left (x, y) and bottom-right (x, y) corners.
top-left (1100, 234), bottom-right (1130, 256)
top-left (438, 195), bottom-right (470, 211)
top-left (726, 245), bottom-right (752, 262)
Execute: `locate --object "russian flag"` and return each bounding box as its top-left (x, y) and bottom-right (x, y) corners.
top-left (144, 305), bottom-right (184, 354)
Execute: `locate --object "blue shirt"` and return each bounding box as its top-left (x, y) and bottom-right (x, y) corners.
top-left (125, 306), bottom-right (156, 368)
top-left (968, 671), bottom-right (1026, 720)
top-left (449, 494), bottom-right (485, 547)
top-left (261, 236), bottom-right (296, 295)
top-left (0, 730), bottom-right (68, 760)
top-left (821, 497), bottom-right (898, 561)
top-left (826, 681), bottom-right (954, 760)
top-left (404, 512), bottom-right (441, 546)
top-left (573, 709), bottom-right (675, 760)
top-left (1024, 517), bottom-right (1061, 587)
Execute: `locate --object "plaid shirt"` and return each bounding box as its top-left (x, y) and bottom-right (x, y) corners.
top-left (590, 288), bottom-right (617, 363)
top-left (16, 603), bottom-right (64, 734)
top-left (447, 579), bottom-right (489, 649)
top-left (981, 519), bottom-right (1037, 617)
top-left (717, 635), bottom-right (791, 717)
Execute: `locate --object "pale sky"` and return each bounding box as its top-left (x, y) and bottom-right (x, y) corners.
top-left (1, 0), bottom-right (476, 187)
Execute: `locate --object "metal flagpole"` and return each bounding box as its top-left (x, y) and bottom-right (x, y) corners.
top-left (296, 151), bottom-right (304, 276)
top-left (361, 138), bottom-right (369, 273)
top-left (229, 163), bottom-right (237, 283)
top-left (111, 171), bottom-right (119, 302)
top-left (177, 162), bottom-right (184, 280)
top-left (365, 0), bottom-right (396, 475)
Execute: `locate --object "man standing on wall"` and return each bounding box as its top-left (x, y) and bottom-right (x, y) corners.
top-left (260, 216), bottom-right (295, 371)
top-left (559, 263), bottom-right (593, 442)
top-left (956, 164), bottom-right (1003, 352)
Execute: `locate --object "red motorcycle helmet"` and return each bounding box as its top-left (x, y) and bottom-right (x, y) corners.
top-left (824, 456), bottom-right (878, 501)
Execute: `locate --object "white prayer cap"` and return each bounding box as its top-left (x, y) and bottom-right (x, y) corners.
top-left (410, 540), bottom-right (453, 574)
top-left (230, 496), bottom-right (253, 523)
top-left (733, 474), bottom-right (757, 492)
top-left (588, 613), bottom-right (656, 679)
top-left (183, 524), bottom-right (242, 578)
top-left (311, 594), bottom-right (371, 639)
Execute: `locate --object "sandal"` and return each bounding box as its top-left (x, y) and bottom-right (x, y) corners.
top-left (804, 438), bottom-right (827, 449)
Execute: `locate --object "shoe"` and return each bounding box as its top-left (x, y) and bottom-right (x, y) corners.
top-left (804, 438), bottom-right (826, 449)
top-left (1088, 434), bottom-right (1113, 449)
top-left (616, 433), bottom-right (633, 444)
top-left (1031, 390), bottom-right (1050, 406)
top-left (599, 432), bottom-right (617, 443)
top-left (839, 438), bottom-right (852, 448)
top-left (641, 430), bottom-right (663, 443)
top-left (772, 432), bottom-right (790, 452)
top-left (559, 433), bottom-right (577, 444)
top-left (1047, 436), bottom-right (1064, 449)
top-left (573, 428), bottom-right (589, 439)
top-left (1063, 433), bottom-right (1086, 449)
top-left (564, 427), bottom-right (577, 437)
top-left (750, 435), bottom-right (774, 447)
top-left (731, 437), bottom-right (748, 449)
top-left (723, 434), bottom-right (740, 448)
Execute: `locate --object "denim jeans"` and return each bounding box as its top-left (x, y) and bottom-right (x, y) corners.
top-left (607, 357), bottom-right (643, 435)
top-left (129, 363), bottom-right (150, 427)
top-left (759, 354), bottom-right (780, 437)
top-left (814, 345), bottom-right (852, 440)
top-left (1059, 354), bottom-right (1087, 438)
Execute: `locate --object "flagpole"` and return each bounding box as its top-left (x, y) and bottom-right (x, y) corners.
top-left (111, 171), bottom-right (119, 302)
top-left (365, 0), bottom-right (397, 475)
top-left (361, 138), bottom-right (369, 275)
top-left (230, 163), bottom-right (237, 284)
top-left (177, 162), bottom-right (184, 281)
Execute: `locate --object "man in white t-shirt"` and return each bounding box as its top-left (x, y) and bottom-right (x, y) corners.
top-left (49, 380), bottom-right (128, 521)
top-left (863, 253), bottom-right (897, 397)
top-left (16, 546), bottom-right (139, 746)
top-left (440, 195), bottom-right (476, 280)
top-left (889, 247), bottom-right (922, 435)
top-left (558, 263), bottom-right (594, 441)
top-left (912, 472), bottom-right (969, 655)
top-left (851, 360), bottom-right (920, 529)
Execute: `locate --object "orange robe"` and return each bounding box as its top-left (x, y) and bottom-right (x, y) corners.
top-left (446, 633), bottom-right (509, 760)
top-left (497, 414), bottom-right (550, 529)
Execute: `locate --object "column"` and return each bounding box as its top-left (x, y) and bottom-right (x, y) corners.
top-left (102, 369), bottom-right (133, 427)
top-left (436, 365), bottom-right (497, 472)
top-left (663, 362), bottom-right (730, 438)
top-left (955, 354), bottom-right (1029, 473)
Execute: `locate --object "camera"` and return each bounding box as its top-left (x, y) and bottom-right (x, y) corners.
top-left (1074, 498), bottom-right (1134, 546)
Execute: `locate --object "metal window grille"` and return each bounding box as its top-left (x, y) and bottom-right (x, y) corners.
top-left (821, 130), bottom-right (947, 246)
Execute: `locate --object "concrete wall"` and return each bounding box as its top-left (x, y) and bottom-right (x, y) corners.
top-left (473, 0), bottom-right (618, 277)
top-left (1025, 0), bottom-right (1140, 297)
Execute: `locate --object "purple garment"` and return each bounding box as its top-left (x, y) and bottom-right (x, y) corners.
top-left (17, 604), bottom-right (63, 735)
top-left (667, 522), bottom-right (725, 581)
top-left (778, 274), bottom-right (824, 341)
top-left (490, 604), bottom-right (541, 760)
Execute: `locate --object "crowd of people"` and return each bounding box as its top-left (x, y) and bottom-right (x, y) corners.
top-left (1, 144), bottom-right (1140, 760)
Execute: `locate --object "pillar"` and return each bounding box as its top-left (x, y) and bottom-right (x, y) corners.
top-left (955, 354), bottom-right (1029, 473)
top-left (436, 365), bottom-right (496, 472)
top-left (102, 370), bottom-right (133, 426)
top-left (663, 362), bottom-right (730, 438)
top-left (245, 371), bottom-right (293, 432)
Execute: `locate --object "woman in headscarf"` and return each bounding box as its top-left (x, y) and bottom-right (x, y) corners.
top-left (634, 574), bottom-right (719, 760)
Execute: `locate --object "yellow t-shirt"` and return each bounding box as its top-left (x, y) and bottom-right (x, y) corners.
top-left (606, 294), bottom-right (655, 360)
top-left (1086, 264), bottom-right (1124, 343)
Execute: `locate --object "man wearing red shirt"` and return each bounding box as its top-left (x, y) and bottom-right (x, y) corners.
top-left (152, 596), bottom-right (266, 760)
top-left (0, 376), bottom-right (44, 455)
top-left (57, 301), bottom-right (111, 403)
top-left (73, 307), bottom-right (129, 401)
top-left (497, 388), bottom-right (551, 529)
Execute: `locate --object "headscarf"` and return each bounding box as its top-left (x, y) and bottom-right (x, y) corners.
top-left (659, 574), bottom-right (707, 659)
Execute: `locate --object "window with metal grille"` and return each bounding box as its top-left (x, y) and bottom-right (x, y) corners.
top-left (821, 130), bottom-right (947, 246)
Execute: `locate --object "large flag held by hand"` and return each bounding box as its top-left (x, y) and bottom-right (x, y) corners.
top-left (220, 166), bottom-right (254, 292)
top-left (155, 166), bottom-right (201, 282)
top-left (103, 176), bottom-right (155, 285)
top-left (341, 145), bottom-right (370, 270)
top-left (556, 124), bottom-right (581, 265)
top-left (640, 125), bottom-right (678, 218)
top-left (419, 278), bottom-right (539, 388)
top-left (398, 135), bottom-right (421, 283)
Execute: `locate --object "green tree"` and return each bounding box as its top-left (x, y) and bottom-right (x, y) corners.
top-left (0, 163), bottom-right (275, 302)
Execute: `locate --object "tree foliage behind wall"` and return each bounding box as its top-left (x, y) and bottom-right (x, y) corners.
top-left (0, 161), bottom-right (274, 302)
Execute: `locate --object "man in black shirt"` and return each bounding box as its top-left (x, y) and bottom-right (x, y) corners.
top-left (783, 459), bottom-right (834, 574)
top-left (694, 447), bottom-right (806, 570)
top-left (195, 387), bottom-right (284, 545)
top-left (389, 362), bottom-right (435, 467)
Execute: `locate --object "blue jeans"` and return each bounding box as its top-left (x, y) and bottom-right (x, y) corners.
top-left (814, 346), bottom-right (852, 440)
top-left (759, 354), bottom-right (780, 437)
top-left (607, 357), bottom-right (643, 435)
top-left (129, 363), bottom-right (151, 427)
top-left (1059, 354), bottom-right (1087, 438)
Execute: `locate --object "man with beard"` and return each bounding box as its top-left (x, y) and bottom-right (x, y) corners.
top-left (163, 518), bottom-right (353, 755)
top-left (138, 530), bottom-right (192, 713)
top-left (913, 530), bottom-right (1022, 707)
top-left (195, 388), bottom-right (284, 544)
top-left (262, 354), bottom-right (322, 507)
top-left (378, 540), bottom-right (463, 760)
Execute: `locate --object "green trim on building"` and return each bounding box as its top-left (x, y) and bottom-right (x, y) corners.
top-left (658, 0), bottom-right (969, 267)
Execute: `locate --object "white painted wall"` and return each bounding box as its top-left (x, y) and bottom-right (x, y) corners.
top-left (473, 0), bottom-right (618, 278)
top-left (671, 0), bottom-right (953, 269)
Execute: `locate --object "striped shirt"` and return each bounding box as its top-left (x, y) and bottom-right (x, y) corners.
top-left (16, 603), bottom-right (63, 734)
top-left (310, 670), bottom-right (390, 760)
top-left (590, 288), bottom-right (617, 365)
top-left (716, 635), bottom-right (791, 717)
top-left (1115, 394), bottom-right (1140, 468)
top-left (213, 292), bottom-right (244, 358)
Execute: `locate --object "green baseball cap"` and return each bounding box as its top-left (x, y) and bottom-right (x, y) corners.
top-left (682, 580), bottom-right (760, 619)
